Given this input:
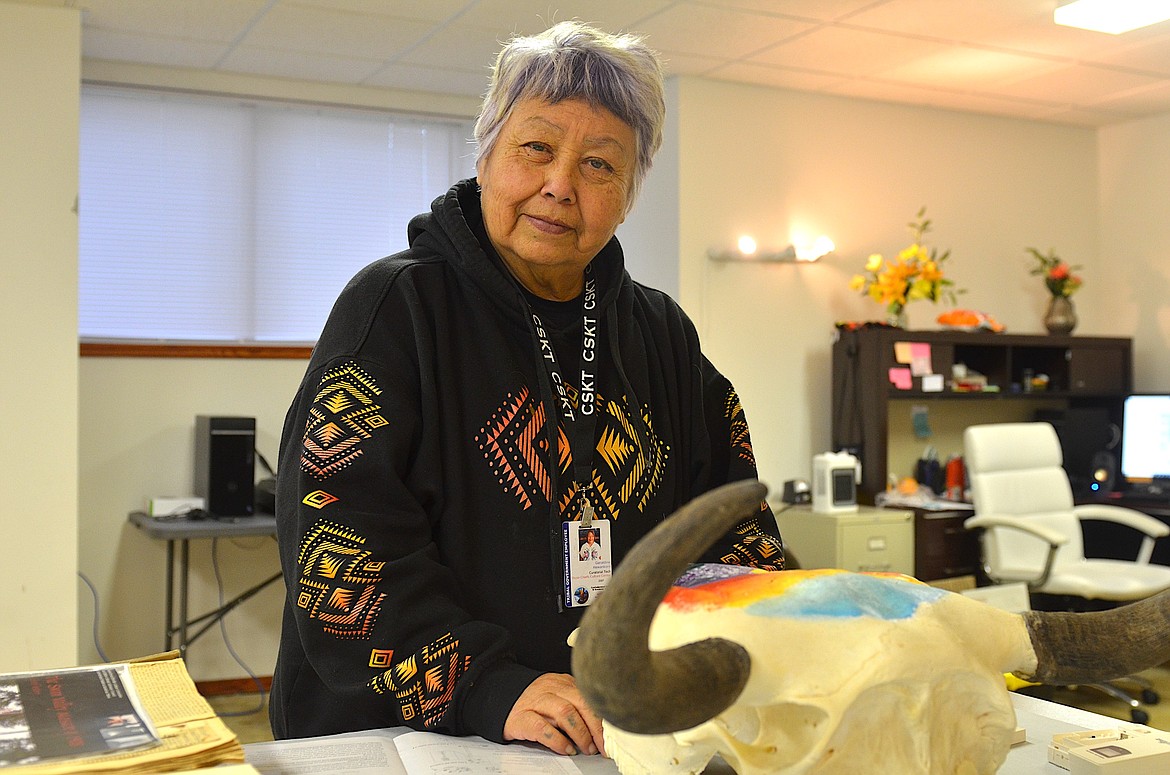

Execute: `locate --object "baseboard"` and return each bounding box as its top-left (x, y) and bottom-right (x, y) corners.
top-left (196, 675), bottom-right (273, 696)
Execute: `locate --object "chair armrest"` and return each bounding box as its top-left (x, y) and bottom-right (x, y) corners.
top-left (1072, 504), bottom-right (1170, 538)
top-left (964, 514), bottom-right (1069, 546)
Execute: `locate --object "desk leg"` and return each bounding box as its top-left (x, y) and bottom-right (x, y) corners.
top-left (179, 539), bottom-right (190, 656)
top-left (165, 539), bottom-right (175, 651)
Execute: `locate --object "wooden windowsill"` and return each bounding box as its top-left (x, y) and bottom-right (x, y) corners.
top-left (80, 342), bottom-right (313, 359)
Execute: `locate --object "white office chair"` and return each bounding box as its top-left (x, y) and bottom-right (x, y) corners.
top-left (963, 421), bottom-right (1170, 723)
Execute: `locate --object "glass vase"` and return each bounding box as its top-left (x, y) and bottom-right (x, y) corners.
top-left (886, 303), bottom-right (908, 328)
top-left (1044, 295), bottom-right (1077, 335)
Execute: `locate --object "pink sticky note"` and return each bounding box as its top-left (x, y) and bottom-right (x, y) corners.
top-left (889, 366), bottom-right (913, 390)
top-left (909, 342), bottom-right (932, 376)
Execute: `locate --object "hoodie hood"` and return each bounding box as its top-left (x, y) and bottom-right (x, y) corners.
top-left (407, 178), bottom-right (627, 332)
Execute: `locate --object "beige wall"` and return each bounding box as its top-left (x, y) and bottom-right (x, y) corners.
top-left (78, 358), bottom-right (305, 677)
top-left (670, 77), bottom-right (1103, 493)
top-left (1099, 113), bottom-right (1170, 392)
top-left (0, 2), bottom-right (80, 671)
top-left (7, 0), bottom-right (1170, 681)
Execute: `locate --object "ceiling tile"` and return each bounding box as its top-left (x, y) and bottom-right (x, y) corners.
top-left (751, 26), bottom-right (951, 78)
top-left (632, 3), bottom-right (814, 58)
top-left (689, 0), bottom-right (878, 22)
top-left (82, 28), bottom-right (227, 70)
top-left (216, 44), bottom-right (384, 83)
top-left (978, 22), bottom-right (1122, 63)
top-left (53, 0), bottom-right (1170, 127)
top-left (656, 50), bottom-right (734, 78)
top-left (292, 0), bottom-right (473, 24)
top-left (362, 61), bottom-right (490, 98)
top-left (820, 77), bottom-right (1065, 124)
top-left (457, 0), bottom-right (676, 35)
top-left (878, 45), bottom-right (1060, 91)
top-left (76, 0), bottom-right (269, 42)
top-left (1089, 79), bottom-right (1170, 113)
top-left (994, 63), bottom-right (1166, 106)
top-left (240, 3), bottom-right (434, 60)
top-left (844, 0), bottom-right (1051, 42)
top-left (1095, 33), bottom-right (1170, 76)
top-left (397, 23), bottom-right (507, 71)
top-left (707, 61), bottom-right (848, 93)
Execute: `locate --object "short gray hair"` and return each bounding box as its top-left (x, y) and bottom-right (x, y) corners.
top-left (474, 21), bottom-right (666, 208)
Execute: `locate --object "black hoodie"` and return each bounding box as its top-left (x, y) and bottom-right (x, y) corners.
top-left (269, 179), bottom-right (784, 743)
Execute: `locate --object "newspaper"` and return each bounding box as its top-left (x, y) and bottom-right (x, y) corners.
top-left (0, 664), bottom-right (157, 767)
top-left (1, 652), bottom-right (245, 773)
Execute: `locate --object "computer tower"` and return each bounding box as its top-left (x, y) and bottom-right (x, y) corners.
top-left (194, 415), bottom-right (255, 518)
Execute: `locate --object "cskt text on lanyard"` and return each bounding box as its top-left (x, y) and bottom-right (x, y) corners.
top-left (531, 266), bottom-right (599, 428)
top-left (527, 264), bottom-right (610, 608)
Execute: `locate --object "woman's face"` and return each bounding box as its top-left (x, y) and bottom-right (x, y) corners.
top-left (477, 97), bottom-right (636, 300)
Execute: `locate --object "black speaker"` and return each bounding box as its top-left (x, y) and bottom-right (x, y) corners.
top-left (1035, 407), bottom-right (1119, 497)
top-left (1089, 449), bottom-right (1117, 494)
top-left (195, 416), bottom-right (255, 518)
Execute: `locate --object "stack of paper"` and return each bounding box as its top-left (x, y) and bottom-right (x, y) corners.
top-left (1, 652), bottom-right (254, 773)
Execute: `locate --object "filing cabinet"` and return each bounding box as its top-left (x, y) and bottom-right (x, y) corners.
top-left (776, 505), bottom-right (914, 575)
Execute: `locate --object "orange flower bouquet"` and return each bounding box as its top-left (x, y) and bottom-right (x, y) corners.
top-left (850, 207), bottom-right (961, 326)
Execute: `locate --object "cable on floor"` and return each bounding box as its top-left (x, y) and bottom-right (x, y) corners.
top-left (211, 537), bottom-right (267, 717)
top-left (77, 570), bottom-right (111, 663)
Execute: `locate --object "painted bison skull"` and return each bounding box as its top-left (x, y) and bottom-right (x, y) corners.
top-left (572, 481), bottom-right (1170, 775)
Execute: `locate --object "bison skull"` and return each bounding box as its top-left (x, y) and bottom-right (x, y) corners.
top-left (573, 481), bottom-right (1170, 775)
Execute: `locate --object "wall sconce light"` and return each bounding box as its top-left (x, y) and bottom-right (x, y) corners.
top-left (708, 234), bottom-right (835, 263)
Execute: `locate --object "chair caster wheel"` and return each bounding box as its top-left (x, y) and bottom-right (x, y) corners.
top-left (1142, 689), bottom-right (1160, 705)
top-left (1131, 708), bottom-right (1150, 725)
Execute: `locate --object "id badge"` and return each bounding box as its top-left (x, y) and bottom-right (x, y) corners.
top-left (562, 519), bottom-right (612, 608)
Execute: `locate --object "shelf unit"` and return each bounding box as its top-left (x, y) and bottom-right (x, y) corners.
top-left (831, 327), bottom-right (1133, 504)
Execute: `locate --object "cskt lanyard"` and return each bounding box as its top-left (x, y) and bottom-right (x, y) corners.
top-left (528, 264), bottom-right (600, 524)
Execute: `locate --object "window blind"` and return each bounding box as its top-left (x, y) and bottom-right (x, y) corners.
top-left (79, 86), bottom-right (476, 344)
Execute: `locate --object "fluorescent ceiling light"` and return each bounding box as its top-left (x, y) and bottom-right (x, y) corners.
top-left (1055, 0), bottom-right (1170, 34)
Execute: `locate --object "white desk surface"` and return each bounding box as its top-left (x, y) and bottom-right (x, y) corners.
top-left (245, 693), bottom-right (1143, 774)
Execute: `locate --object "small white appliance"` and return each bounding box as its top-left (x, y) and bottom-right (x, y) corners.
top-left (812, 452), bottom-right (861, 513)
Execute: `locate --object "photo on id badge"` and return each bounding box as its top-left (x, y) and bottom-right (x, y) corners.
top-left (564, 520), bottom-right (612, 607)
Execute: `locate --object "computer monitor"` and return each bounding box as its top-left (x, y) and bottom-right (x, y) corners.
top-left (1120, 394), bottom-right (1170, 492)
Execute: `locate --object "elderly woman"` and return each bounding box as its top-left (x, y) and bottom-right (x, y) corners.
top-left (269, 21), bottom-right (785, 757)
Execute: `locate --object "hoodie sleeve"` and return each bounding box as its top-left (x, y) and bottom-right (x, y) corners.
top-left (275, 351), bottom-right (538, 743)
top-left (694, 354), bottom-right (787, 570)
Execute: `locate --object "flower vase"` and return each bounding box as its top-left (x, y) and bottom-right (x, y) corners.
top-left (886, 304), bottom-right (908, 328)
top-left (1043, 295), bottom-right (1077, 335)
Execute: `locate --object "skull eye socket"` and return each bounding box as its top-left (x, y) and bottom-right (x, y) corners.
top-left (691, 704), bottom-right (828, 771)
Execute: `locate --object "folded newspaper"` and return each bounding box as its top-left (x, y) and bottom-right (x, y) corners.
top-left (0, 652), bottom-right (246, 773)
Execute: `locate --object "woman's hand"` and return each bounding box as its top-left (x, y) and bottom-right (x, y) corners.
top-left (503, 672), bottom-right (606, 757)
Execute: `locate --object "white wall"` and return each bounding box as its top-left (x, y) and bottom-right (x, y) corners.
top-left (1099, 113), bottom-right (1170, 392)
top-left (0, 2), bottom-right (80, 672)
top-left (668, 77), bottom-right (1104, 495)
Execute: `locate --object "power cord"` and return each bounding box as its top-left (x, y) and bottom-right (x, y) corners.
top-left (210, 537), bottom-right (267, 717)
top-left (81, 553), bottom-right (268, 716)
top-left (77, 570), bottom-right (111, 663)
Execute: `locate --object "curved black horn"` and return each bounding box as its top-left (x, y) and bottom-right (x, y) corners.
top-left (572, 480), bottom-right (767, 734)
top-left (1022, 588), bottom-right (1170, 685)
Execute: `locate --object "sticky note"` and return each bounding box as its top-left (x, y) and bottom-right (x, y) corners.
top-left (922, 374), bottom-right (944, 392)
top-left (889, 366), bottom-right (913, 390)
top-left (910, 342), bottom-right (932, 376)
top-left (894, 342), bottom-right (913, 364)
